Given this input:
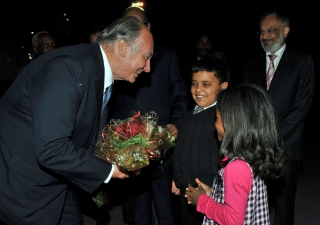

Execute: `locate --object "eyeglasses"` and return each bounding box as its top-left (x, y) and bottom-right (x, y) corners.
top-left (257, 28), bottom-right (278, 36)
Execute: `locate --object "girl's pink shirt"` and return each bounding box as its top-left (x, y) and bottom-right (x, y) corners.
top-left (196, 158), bottom-right (253, 225)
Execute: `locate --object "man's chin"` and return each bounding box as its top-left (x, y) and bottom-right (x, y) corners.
top-left (261, 43), bottom-right (273, 52)
top-left (128, 77), bottom-right (137, 83)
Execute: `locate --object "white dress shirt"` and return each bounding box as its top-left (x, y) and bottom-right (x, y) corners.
top-left (265, 43), bottom-right (286, 72)
top-left (99, 45), bottom-right (115, 183)
top-left (194, 101), bottom-right (217, 111)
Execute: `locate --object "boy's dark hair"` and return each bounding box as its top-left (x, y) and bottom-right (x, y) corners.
top-left (216, 83), bottom-right (288, 181)
top-left (191, 56), bottom-right (230, 84)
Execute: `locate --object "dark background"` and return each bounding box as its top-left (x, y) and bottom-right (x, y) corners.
top-left (1, 1), bottom-right (319, 136)
top-left (1, 1), bottom-right (318, 73)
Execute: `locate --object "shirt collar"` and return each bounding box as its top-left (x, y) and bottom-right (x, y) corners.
top-left (99, 45), bottom-right (113, 90)
top-left (194, 101), bottom-right (216, 110)
top-left (266, 44), bottom-right (286, 70)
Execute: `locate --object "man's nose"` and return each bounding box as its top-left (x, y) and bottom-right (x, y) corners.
top-left (143, 59), bottom-right (151, 73)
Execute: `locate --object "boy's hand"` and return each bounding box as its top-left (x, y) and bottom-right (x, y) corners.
top-left (171, 180), bottom-right (180, 195)
top-left (185, 183), bottom-right (206, 205)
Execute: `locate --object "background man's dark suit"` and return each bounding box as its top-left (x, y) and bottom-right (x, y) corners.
top-left (0, 43), bottom-right (112, 225)
top-left (108, 44), bottom-right (188, 225)
top-left (242, 47), bottom-right (315, 224)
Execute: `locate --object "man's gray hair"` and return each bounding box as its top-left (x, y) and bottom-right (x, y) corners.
top-left (97, 16), bottom-right (144, 53)
top-left (259, 10), bottom-right (290, 28)
top-left (32, 31), bottom-right (49, 47)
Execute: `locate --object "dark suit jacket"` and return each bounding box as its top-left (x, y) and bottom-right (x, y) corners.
top-left (242, 47), bottom-right (315, 160)
top-left (0, 43), bottom-right (113, 225)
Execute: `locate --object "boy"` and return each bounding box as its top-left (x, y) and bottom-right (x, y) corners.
top-left (172, 56), bottom-right (229, 224)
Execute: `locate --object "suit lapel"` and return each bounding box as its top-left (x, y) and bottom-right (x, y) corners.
top-left (252, 54), bottom-right (267, 89)
top-left (259, 55), bottom-right (267, 89)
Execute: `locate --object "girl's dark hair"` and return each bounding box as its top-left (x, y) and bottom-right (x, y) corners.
top-left (216, 83), bottom-right (288, 181)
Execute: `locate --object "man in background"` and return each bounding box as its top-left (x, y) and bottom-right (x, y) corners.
top-left (242, 9), bottom-right (315, 225)
top-left (15, 31), bottom-right (57, 76)
top-left (32, 31), bottom-right (56, 58)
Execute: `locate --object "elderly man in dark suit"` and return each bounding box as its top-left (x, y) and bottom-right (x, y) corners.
top-left (0, 16), bottom-right (153, 225)
top-left (242, 9), bottom-right (315, 225)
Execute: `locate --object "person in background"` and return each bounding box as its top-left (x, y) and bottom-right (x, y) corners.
top-left (15, 31), bottom-right (57, 76)
top-left (88, 26), bottom-right (106, 43)
top-left (105, 5), bottom-right (188, 225)
top-left (185, 83), bottom-right (289, 225)
top-left (181, 33), bottom-right (214, 110)
top-left (172, 56), bottom-right (229, 225)
top-left (32, 31), bottom-right (56, 58)
top-left (194, 33), bottom-right (213, 61)
top-left (242, 9), bottom-right (315, 225)
top-left (0, 16), bottom-right (153, 225)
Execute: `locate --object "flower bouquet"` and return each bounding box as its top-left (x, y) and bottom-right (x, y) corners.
top-left (94, 111), bottom-right (176, 172)
top-left (92, 111), bottom-right (176, 207)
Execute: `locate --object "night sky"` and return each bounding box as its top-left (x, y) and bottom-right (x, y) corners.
top-left (1, 1), bottom-right (318, 76)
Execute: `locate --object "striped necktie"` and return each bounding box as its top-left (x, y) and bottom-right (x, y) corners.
top-left (266, 54), bottom-right (277, 90)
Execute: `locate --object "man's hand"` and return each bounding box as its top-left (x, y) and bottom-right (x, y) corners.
top-left (112, 164), bottom-right (141, 179)
top-left (185, 182), bottom-right (206, 205)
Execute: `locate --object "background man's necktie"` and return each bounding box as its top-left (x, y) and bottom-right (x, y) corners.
top-left (193, 107), bottom-right (204, 114)
top-left (101, 84), bottom-right (113, 114)
top-left (266, 54), bottom-right (277, 90)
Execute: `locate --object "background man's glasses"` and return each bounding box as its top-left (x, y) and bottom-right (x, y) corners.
top-left (257, 28), bottom-right (278, 36)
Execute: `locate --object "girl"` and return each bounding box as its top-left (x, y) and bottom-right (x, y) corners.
top-left (185, 84), bottom-right (288, 225)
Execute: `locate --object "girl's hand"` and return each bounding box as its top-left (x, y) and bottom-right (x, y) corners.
top-left (195, 178), bottom-right (211, 196)
top-left (185, 183), bottom-right (206, 205)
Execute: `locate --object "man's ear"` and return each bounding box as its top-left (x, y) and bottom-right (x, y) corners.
top-left (118, 39), bottom-right (127, 58)
top-left (283, 26), bottom-right (290, 38)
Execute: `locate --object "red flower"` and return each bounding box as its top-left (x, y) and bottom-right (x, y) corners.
top-left (111, 111), bottom-right (147, 138)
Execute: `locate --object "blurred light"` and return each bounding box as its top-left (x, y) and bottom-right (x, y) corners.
top-left (64, 13), bottom-right (66, 16)
top-left (66, 18), bottom-right (70, 21)
top-left (132, 2), bottom-right (144, 7)
top-left (31, 31), bottom-right (34, 35)
top-left (21, 46), bottom-right (24, 49)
